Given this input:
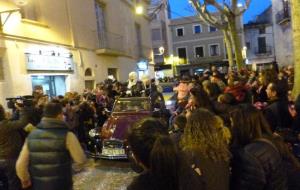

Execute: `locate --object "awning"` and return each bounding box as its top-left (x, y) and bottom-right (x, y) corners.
top-left (0, 1), bottom-right (20, 14)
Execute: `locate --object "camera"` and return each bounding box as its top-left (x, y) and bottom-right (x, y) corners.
top-left (6, 95), bottom-right (34, 109)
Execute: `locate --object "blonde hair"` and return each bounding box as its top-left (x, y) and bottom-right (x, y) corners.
top-left (180, 109), bottom-right (231, 162)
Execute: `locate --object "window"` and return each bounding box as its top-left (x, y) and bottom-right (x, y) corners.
top-left (176, 28), bottom-right (184, 37)
top-left (194, 46), bottom-right (204, 58)
top-left (85, 68), bottom-right (93, 77)
top-left (0, 58), bottom-right (4, 80)
top-left (194, 25), bottom-right (202, 34)
top-left (95, 1), bottom-right (107, 46)
top-left (258, 37), bottom-right (267, 53)
top-left (151, 29), bottom-right (162, 41)
top-left (177, 47), bottom-right (187, 63)
top-left (135, 23), bottom-right (143, 57)
top-left (209, 25), bottom-right (217, 32)
top-left (209, 44), bottom-right (220, 56)
top-left (20, 0), bottom-right (40, 21)
top-left (259, 27), bottom-right (266, 34)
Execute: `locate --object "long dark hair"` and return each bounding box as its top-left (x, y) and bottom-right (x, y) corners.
top-left (230, 105), bottom-right (300, 167)
top-left (230, 105), bottom-right (271, 147)
top-left (127, 118), bottom-right (179, 190)
top-left (189, 87), bottom-right (214, 112)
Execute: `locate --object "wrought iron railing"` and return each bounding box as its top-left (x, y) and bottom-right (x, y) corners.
top-left (97, 30), bottom-right (125, 53)
top-left (255, 46), bottom-right (272, 55)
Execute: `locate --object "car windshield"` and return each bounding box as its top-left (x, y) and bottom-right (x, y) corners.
top-left (113, 98), bottom-right (150, 112)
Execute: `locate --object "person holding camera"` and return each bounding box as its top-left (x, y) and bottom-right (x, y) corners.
top-left (0, 104), bottom-right (29, 190)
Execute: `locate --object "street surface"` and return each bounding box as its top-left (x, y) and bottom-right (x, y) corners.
top-left (74, 159), bottom-right (137, 190)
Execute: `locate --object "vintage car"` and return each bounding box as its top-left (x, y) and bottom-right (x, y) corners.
top-left (88, 97), bottom-right (152, 159)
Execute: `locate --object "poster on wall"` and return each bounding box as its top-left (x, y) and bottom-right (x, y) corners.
top-left (25, 53), bottom-right (74, 71)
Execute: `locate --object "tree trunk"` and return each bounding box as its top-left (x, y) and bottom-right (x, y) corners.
top-left (228, 17), bottom-right (244, 71)
top-left (292, 0), bottom-right (300, 97)
top-left (223, 29), bottom-right (234, 70)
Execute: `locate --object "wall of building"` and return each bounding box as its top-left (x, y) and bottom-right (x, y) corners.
top-left (170, 16), bottom-right (226, 63)
top-left (272, 0), bottom-right (293, 66)
top-left (0, 0), bottom-right (152, 107)
top-left (244, 25), bottom-right (275, 64)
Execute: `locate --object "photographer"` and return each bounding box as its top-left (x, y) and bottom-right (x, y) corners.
top-left (0, 103), bottom-right (29, 190)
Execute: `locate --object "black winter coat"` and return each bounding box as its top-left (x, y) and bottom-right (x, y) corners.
top-left (231, 140), bottom-right (288, 190)
top-left (0, 111), bottom-right (28, 160)
top-left (264, 99), bottom-right (293, 131)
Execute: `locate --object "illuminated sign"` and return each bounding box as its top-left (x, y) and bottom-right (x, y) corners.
top-left (25, 53), bottom-right (74, 71)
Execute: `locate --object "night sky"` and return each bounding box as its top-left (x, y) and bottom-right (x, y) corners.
top-left (169, 0), bottom-right (272, 23)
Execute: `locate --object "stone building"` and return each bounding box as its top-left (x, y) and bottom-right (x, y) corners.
top-left (0, 0), bottom-right (152, 105)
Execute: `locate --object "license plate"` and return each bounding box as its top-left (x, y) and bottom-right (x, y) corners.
top-left (102, 148), bottom-right (125, 155)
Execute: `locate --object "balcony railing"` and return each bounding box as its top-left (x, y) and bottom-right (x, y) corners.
top-left (95, 31), bottom-right (126, 56)
top-left (255, 46), bottom-right (272, 55)
top-left (276, 9), bottom-right (291, 25)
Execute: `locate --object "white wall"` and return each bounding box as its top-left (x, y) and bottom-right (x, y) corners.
top-left (272, 0), bottom-right (294, 66)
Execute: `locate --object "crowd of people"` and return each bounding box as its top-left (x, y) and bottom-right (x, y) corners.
top-left (0, 65), bottom-right (300, 190)
top-left (127, 65), bottom-right (300, 190)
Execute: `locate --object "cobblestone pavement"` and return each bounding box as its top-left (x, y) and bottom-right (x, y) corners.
top-left (73, 159), bottom-right (137, 190)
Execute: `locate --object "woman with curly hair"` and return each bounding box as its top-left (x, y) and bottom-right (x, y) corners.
top-left (180, 108), bottom-right (231, 190)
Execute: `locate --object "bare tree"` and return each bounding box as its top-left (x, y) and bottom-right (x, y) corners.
top-left (291, 0), bottom-right (300, 97)
top-left (189, 0), bottom-right (251, 71)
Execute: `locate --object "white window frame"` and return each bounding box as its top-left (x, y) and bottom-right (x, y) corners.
top-left (176, 46), bottom-right (188, 63)
top-left (193, 45), bottom-right (205, 58)
top-left (176, 27), bottom-right (184, 37)
top-left (208, 43), bottom-right (220, 57)
top-left (208, 25), bottom-right (218, 32)
top-left (193, 24), bottom-right (202, 34)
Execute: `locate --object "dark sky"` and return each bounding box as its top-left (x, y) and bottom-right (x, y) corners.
top-left (169, 0), bottom-right (272, 23)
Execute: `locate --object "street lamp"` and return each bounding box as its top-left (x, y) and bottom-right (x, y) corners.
top-left (135, 5), bottom-right (144, 15)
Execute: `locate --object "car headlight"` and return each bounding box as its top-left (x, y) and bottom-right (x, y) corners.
top-left (89, 129), bottom-right (99, 137)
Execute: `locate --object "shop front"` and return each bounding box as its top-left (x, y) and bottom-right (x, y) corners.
top-left (25, 48), bottom-right (74, 97)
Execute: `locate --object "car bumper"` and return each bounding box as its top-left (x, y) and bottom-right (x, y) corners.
top-left (87, 151), bottom-right (128, 160)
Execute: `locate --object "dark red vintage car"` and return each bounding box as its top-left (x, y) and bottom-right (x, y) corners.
top-left (97, 97), bottom-right (151, 159)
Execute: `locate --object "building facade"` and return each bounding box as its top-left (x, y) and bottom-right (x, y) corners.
top-left (244, 6), bottom-right (276, 70)
top-left (169, 15), bottom-right (244, 76)
top-left (148, 0), bottom-right (173, 77)
top-left (0, 0), bottom-right (152, 106)
top-left (272, 0), bottom-right (293, 66)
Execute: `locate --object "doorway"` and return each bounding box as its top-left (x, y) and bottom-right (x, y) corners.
top-left (31, 75), bottom-right (66, 97)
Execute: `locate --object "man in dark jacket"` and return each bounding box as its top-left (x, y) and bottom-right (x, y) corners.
top-left (0, 104), bottom-right (28, 190)
top-left (264, 82), bottom-right (293, 131)
top-left (16, 102), bottom-right (86, 190)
